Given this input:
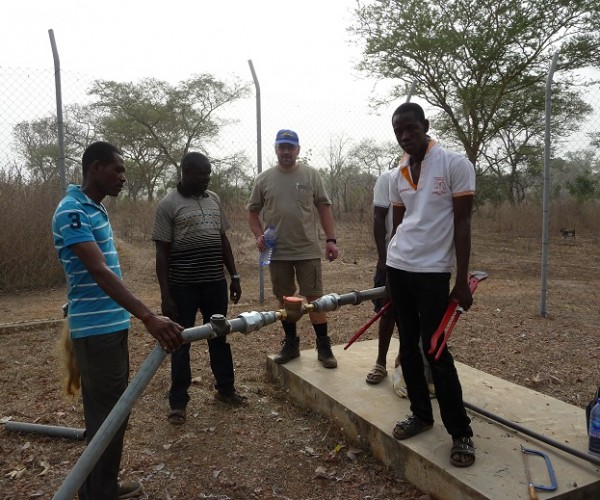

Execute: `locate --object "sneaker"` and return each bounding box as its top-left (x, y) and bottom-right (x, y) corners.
top-left (316, 336), bottom-right (337, 369)
top-left (273, 336), bottom-right (300, 364)
top-left (117, 480), bottom-right (142, 499)
top-left (215, 390), bottom-right (248, 406)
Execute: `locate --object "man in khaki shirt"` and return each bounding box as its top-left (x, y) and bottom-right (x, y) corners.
top-left (247, 129), bottom-right (339, 368)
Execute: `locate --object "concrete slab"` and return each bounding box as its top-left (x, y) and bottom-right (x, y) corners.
top-left (267, 339), bottom-right (600, 500)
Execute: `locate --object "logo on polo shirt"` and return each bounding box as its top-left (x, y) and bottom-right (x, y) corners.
top-left (432, 176), bottom-right (448, 195)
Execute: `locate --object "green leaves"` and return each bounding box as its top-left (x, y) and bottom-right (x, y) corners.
top-left (350, 0), bottom-right (600, 205)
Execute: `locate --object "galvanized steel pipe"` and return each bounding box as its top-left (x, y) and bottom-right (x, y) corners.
top-left (465, 401), bottom-right (600, 467)
top-left (311, 287), bottom-right (384, 312)
top-left (53, 309), bottom-right (284, 500)
top-left (53, 292), bottom-right (381, 499)
top-left (5, 421), bottom-right (85, 441)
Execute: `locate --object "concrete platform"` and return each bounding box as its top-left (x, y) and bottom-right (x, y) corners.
top-left (266, 339), bottom-right (600, 500)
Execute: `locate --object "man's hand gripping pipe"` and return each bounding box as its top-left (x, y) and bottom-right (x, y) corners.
top-left (428, 271), bottom-right (487, 361)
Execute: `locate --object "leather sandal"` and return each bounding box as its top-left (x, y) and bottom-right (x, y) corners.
top-left (365, 363), bottom-right (387, 384)
top-left (215, 390), bottom-right (248, 406)
top-left (167, 408), bottom-right (186, 425)
top-left (450, 437), bottom-right (476, 467)
top-left (392, 414), bottom-right (433, 440)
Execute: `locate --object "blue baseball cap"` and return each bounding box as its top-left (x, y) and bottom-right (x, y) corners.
top-left (275, 129), bottom-right (299, 146)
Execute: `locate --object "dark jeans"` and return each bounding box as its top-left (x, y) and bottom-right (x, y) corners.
top-left (169, 280), bottom-right (235, 410)
top-left (386, 267), bottom-right (472, 438)
top-left (73, 330), bottom-right (129, 500)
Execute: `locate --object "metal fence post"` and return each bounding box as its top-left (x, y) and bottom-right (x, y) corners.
top-left (540, 52), bottom-right (560, 318)
top-left (48, 29), bottom-right (66, 197)
top-left (248, 60), bottom-right (265, 304)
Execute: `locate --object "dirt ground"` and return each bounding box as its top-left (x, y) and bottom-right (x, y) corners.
top-left (1, 219), bottom-right (598, 499)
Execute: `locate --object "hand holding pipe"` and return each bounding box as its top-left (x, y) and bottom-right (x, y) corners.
top-left (53, 286), bottom-right (386, 499)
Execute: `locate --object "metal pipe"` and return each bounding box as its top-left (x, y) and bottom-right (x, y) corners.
top-left (247, 60), bottom-right (262, 176)
top-left (5, 421), bottom-right (85, 441)
top-left (464, 400), bottom-right (600, 467)
top-left (53, 309), bottom-right (282, 499)
top-left (406, 80), bottom-right (417, 102)
top-left (540, 52), bottom-right (560, 318)
top-left (311, 287), bottom-right (385, 312)
top-left (48, 29), bottom-right (66, 197)
top-left (248, 59), bottom-right (266, 305)
top-left (54, 290), bottom-right (381, 498)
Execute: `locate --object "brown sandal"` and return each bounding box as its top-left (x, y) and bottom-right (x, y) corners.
top-left (366, 363), bottom-right (387, 384)
top-left (167, 408), bottom-right (186, 425)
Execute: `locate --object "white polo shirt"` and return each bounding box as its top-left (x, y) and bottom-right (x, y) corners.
top-left (373, 168), bottom-right (395, 245)
top-left (387, 141), bottom-right (475, 273)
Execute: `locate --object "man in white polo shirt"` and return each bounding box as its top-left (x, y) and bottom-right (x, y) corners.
top-left (386, 102), bottom-right (476, 468)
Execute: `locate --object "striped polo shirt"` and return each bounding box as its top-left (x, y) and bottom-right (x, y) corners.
top-left (152, 188), bottom-right (228, 285)
top-left (52, 184), bottom-right (131, 338)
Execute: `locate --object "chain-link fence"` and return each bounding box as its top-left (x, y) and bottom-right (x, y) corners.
top-left (0, 64), bottom-right (396, 192)
top-left (2, 63), bottom-right (598, 201)
top-left (1, 59), bottom-right (599, 292)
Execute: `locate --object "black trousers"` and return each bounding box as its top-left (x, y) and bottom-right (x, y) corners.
top-left (169, 280), bottom-right (235, 410)
top-left (73, 330), bottom-right (129, 500)
top-left (386, 267), bottom-right (472, 438)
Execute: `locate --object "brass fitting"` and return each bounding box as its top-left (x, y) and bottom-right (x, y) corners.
top-left (281, 296), bottom-right (314, 323)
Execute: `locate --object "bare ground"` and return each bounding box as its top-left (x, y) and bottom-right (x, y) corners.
top-left (1, 220), bottom-right (598, 499)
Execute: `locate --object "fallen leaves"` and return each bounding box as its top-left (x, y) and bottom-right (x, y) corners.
top-left (38, 460), bottom-right (50, 476)
top-left (313, 465), bottom-right (345, 482)
top-left (5, 466), bottom-right (26, 479)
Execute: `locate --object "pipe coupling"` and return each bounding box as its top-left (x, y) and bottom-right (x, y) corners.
top-left (311, 293), bottom-right (342, 312)
top-left (209, 314), bottom-right (230, 336)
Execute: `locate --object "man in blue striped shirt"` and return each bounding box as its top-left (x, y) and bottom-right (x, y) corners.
top-left (52, 141), bottom-right (184, 499)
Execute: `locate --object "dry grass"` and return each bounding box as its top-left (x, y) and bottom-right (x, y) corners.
top-left (0, 220), bottom-right (425, 499)
top-left (1, 194), bottom-right (599, 499)
top-left (0, 177), bottom-right (64, 291)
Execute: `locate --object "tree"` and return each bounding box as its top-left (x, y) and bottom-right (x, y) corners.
top-left (348, 138), bottom-right (401, 177)
top-left (351, 0), bottom-right (600, 176)
top-left (210, 152), bottom-right (255, 208)
top-left (89, 74), bottom-right (250, 197)
top-left (98, 113), bottom-right (171, 200)
top-left (12, 118), bottom-right (61, 183)
top-left (567, 173), bottom-right (599, 204)
top-left (553, 149), bottom-right (600, 203)
top-left (321, 135), bottom-right (356, 215)
top-left (12, 104), bottom-right (93, 184)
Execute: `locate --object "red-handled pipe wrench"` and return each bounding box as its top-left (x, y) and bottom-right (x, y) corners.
top-left (428, 271), bottom-right (487, 360)
top-left (344, 302), bottom-right (391, 350)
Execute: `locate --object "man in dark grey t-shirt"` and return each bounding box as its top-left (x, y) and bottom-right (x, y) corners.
top-left (153, 152), bottom-right (246, 425)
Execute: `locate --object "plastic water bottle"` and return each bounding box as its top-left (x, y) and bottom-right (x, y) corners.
top-left (589, 398), bottom-right (600, 456)
top-left (259, 225), bottom-right (276, 266)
